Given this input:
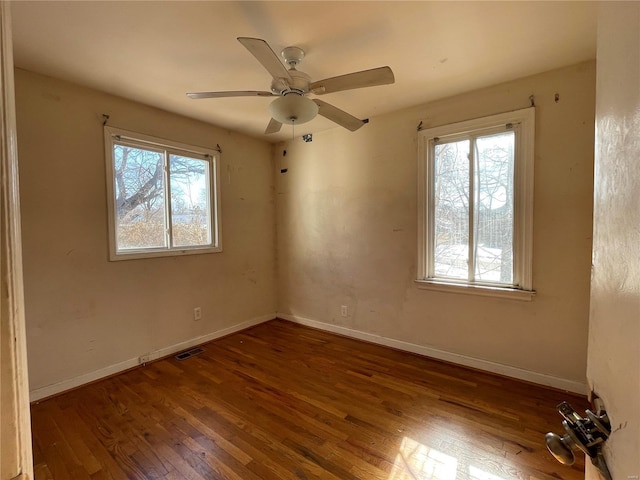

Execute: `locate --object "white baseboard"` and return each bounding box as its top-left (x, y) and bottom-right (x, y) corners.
top-left (31, 311), bottom-right (587, 402)
top-left (278, 312), bottom-right (588, 395)
top-left (29, 313), bottom-right (275, 402)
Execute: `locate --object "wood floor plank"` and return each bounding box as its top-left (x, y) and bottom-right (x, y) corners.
top-left (31, 319), bottom-right (589, 480)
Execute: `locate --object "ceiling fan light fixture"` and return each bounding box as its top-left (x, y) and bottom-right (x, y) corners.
top-left (269, 94), bottom-right (319, 125)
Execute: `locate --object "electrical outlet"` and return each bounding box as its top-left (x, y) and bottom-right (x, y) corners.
top-left (341, 305), bottom-right (348, 317)
top-left (139, 354), bottom-right (150, 365)
top-left (193, 307), bottom-right (202, 321)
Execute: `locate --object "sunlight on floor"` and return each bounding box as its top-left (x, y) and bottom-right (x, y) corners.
top-left (387, 437), bottom-right (511, 480)
top-left (468, 465), bottom-right (509, 480)
top-left (387, 437), bottom-right (458, 480)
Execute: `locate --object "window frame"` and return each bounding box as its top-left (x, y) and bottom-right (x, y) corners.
top-left (104, 126), bottom-right (222, 261)
top-left (416, 108), bottom-right (535, 300)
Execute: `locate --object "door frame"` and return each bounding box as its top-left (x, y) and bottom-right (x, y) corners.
top-left (0, 2), bottom-right (33, 479)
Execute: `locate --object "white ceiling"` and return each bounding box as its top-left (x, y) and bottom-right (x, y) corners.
top-left (10, 1), bottom-right (597, 143)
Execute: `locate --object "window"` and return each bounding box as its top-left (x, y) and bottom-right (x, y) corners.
top-left (104, 127), bottom-right (221, 260)
top-left (417, 108), bottom-right (534, 299)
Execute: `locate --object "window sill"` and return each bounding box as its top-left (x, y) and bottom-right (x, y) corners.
top-left (110, 245), bottom-right (222, 261)
top-left (414, 279), bottom-right (535, 301)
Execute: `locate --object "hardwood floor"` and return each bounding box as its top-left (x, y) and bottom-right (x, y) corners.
top-left (31, 319), bottom-right (589, 480)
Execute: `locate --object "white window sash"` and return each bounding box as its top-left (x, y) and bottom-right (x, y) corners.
top-left (417, 108), bottom-right (535, 298)
top-left (104, 126), bottom-right (222, 261)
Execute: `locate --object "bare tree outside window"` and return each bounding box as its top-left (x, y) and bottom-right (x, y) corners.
top-left (169, 155), bottom-right (211, 247)
top-left (475, 133), bottom-right (514, 284)
top-left (434, 140), bottom-right (470, 279)
top-left (113, 144), bottom-right (211, 252)
top-left (114, 145), bottom-right (166, 249)
top-left (433, 132), bottom-right (515, 285)
top-left (419, 108), bottom-right (534, 295)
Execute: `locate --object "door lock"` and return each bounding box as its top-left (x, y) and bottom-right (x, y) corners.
top-left (545, 399), bottom-right (612, 480)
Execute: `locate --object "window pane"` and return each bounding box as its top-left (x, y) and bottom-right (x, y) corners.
top-left (113, 145), bottom-right (166, 250)
top-left (434, 140), bottom-right (470, 280)
top-left (169, 155), bottom-right (211, 247)
top-left (474, 132), bottom-right (514, 284)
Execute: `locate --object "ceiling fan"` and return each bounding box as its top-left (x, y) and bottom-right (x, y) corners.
top-left (187, 37), bottom-right (395, 134)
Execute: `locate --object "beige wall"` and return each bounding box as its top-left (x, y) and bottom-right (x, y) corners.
top-left (587, 3), bottom-right (640, 478)
top-left (277, 62), bottom-right (595, 390)
top-left (15, 69), bottom-right (277, 398)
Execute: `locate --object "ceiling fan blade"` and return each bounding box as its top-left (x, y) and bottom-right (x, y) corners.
top-left (310, 66), bottom-right (395, 95)
top-left (313, 99), bottom-right (368, 132)
top-left (187, 91), bottom-right (275, 99)
top-left (265, 118), bottom-right (282, 134)
top-left (237, 37), bottom-right (293, 84)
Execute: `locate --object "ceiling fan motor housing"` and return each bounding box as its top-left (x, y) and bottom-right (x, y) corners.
top-left (271, 69), bottom-right (311, 96)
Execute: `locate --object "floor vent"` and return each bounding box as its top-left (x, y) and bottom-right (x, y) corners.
top-left (175, 347), bottom-right (205, 361)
